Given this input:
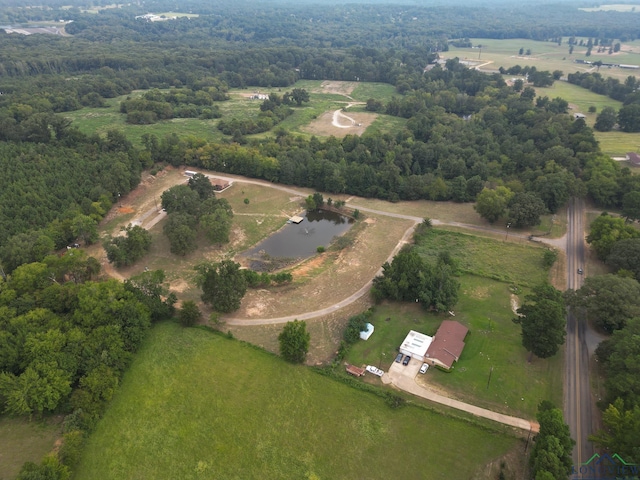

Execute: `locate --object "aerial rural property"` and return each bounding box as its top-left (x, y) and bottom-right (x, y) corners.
top-left (0, 1), bottom-right (639, 479)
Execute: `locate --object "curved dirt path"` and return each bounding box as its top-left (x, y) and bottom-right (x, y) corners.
top-left (332, 108), bottom-right (357, 128)
top-left (119, 172), bottom-right (565, 326)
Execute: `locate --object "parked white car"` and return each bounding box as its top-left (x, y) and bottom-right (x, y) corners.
top-left (419, 363), bottom-right (429, 374)
top-left (365, 365), bottom-right (384, 377)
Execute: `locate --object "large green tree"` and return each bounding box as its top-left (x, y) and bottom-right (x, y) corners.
top-left (474, 186), bottom-right (513, 223)
top-left (163, 213), bottom-right (198, 256)
top-left (589, 398), bottom-right (640, 463)
top-left (594, 106), bottom-right (617, 132)
top-left (596, 318), bottom-right (640, 408)
top-left (187, 172), bottom-right (214, 201)
top-left (566, 274), bottom-right (640, 333)
top-left (514, 283), bottom-right (565, 359)
top-left (278, 320), bottom-right (310, 364)
top-left (618, 104), bottom-right (640, 133)
top-left (606, 238), bottom-right (640, 280)
top-left (104, 224), bottom-right (152, 268)
top-left (622, 191), bottom-right (640, 222)
top-left (196, 260), bottom-right (247, 313)
top-left (371, 246), bottom-right (459, 312)
top-left (586, 212), bottom-right (640, 261)
top-left (508, 192), bottom-right (547, 228)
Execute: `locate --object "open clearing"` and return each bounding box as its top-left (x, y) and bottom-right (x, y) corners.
top-left (302, 109), bottom-right (376, 139)
top-left (61, 80), bottom-right (400, 146)
top-left (0, 416), bottom-right (62, 479)
top-left (73, 322), bottom-right (521, 480)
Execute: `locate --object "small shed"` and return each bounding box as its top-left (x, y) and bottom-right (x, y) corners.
top-left (359, 323), bottom-right (374, 341)
top-left (346, 365), bottom-right (365, 377)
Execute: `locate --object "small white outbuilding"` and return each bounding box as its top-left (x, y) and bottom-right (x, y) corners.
top-left (359, 323), bottom-right (374, 341)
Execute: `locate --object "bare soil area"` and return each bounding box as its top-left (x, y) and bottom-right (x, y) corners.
top-left (319, 81), bottom-right (358, 96)
top-left (302, 110), bottom-right (376, 138)
top-left (230, 213), bottom-right (413, 319)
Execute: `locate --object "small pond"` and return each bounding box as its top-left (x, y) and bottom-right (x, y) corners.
top-left (241, 209), bottom-right (354, 271)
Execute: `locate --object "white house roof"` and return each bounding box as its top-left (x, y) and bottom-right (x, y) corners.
top-left (400, 330), bottom-right (433, 358)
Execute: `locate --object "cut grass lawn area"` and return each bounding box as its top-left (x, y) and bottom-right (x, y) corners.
top-left (74, 322), bottom-right (519, 480)
top-left (346, 277), bottom-right (563, 419)
top-left (0, 416), bottom-right (62, 479)
top-left (415, 228), bottom-right (550, 287)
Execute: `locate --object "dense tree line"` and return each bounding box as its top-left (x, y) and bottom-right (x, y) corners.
top-left (566, 213), bottom-right (640, 462)
top-left (0, 133), bottom-right (144, 272)
top-left (530, 401), bottom-right (575, 479)
top-left (0, 261), bottom-right (175, 477)
top-left (371, 245), bottom-right (459, 312)
top-left (120, 87), bottom-right (224, 124)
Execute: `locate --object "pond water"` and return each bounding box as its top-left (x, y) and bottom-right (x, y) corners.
top-left (242, 209), bottom-right (354, 269)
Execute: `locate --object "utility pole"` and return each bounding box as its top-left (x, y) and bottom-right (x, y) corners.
top-left (486, 366), bottom-right (494, 389)
top-left (505, 222), bottom-right (511, 241)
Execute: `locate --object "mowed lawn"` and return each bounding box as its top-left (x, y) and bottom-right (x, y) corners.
top-left (347, 228), bottom-right (562, 418)
top-left (414, 228), bottom-right (549, 287)
top-left (74, 323), bottom-right (518, 480)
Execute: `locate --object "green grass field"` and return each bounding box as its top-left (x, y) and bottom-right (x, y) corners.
top-left (74, 322), bottom-right (519, 480)
top-left (0, 416), bottom-right (62, 479)
top-left (347, 278), bottom-right (563, 419)
top-left (446, 38), bottom-right (640, 83)
top-left (414, 228), bottom-right (550, 287)
top-left (345, 226), bottom-right (563, 419)
top-left (62, 81), bottom-right (399, 146)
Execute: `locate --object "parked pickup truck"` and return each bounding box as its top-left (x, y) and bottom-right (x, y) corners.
top-left (365, 365), bottom-right (384, 377)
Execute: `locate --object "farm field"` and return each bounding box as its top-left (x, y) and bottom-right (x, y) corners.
top-left (445, 38), bottom-right (640, 83)
top-left (73, 322), bottom-right (521, 480)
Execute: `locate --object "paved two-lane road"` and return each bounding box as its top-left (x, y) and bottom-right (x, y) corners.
top-left (565, 197), bottom-right (597, 471)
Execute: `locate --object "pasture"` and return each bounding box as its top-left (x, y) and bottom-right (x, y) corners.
top-left (445, 37), bottom-right (640, 83)
top-left (73, 322), bottom-right (520, 480)
top-left (61, 81), bottom-right (402, 145)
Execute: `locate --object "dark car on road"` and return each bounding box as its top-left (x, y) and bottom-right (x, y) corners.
top-left (577, 268), bottom-right (583, 275)
top-left (395, 353), bottom-right (404, 363)
top-left (402, 355), bottom-right (411, 366)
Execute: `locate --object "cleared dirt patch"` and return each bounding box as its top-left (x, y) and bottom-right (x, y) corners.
top-left (230, 213), bottom-right (413, 319)
top-left (302, 110), bottom-right (376, 138)
top-left (320, 81), bottom-right (358, 96)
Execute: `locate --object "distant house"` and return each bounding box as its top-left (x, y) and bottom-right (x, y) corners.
top-left (626, 152), bottom-right (640, 166)
top-left (424, 320), bottom-right (469, 371)
top-left (574, 113), bottom-right (586, 120)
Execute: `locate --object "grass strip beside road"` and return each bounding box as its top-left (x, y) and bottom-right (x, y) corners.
top-left (74, 322), bottom-right (518, 480)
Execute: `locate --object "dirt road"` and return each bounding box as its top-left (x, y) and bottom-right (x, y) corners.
top-left (119, 171), bottom-right (565, 326)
